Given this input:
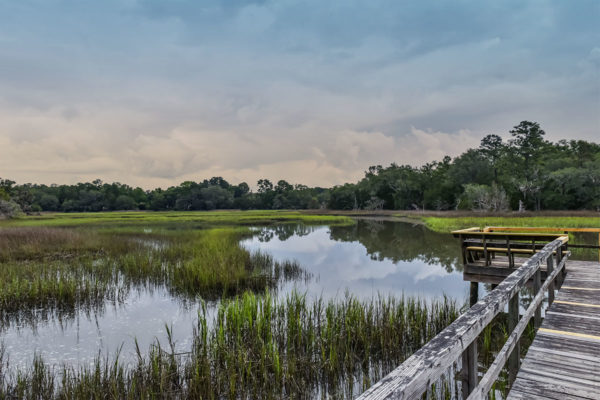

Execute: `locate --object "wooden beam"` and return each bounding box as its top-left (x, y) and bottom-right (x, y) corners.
top-left (486, 226), bottom-right (600, 234)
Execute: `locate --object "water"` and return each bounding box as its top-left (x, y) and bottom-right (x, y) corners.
top-left (3, 287), bottom-right (200, 370)
top-left (2, 219), bottom-right (469, 370)
top-left (242, 220), bottom-right (468, 301)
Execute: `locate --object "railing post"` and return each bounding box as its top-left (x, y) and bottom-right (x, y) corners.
top-left (461, 282), bottom-right (480, 398)
top-left (483, 237), bottom-right (489, 266)
top-left (546, 256), bottom-right (555, 305)
top-left (556, 244), bottom-right (565, 288)
top-left (562, 243), bottom-right (568, 282)
top-left (508, 292), bottom-right (520, 385)
top-left (461, 341), bottom-right (478, 398)
top-left (533, 266), bottom-right (542, 329)
top-left (460, 234), bottom-right (467, 265)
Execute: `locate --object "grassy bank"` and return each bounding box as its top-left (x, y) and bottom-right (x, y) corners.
top-left (0, 210), bottom-right (353, 228)
top-left (421, 215), bottom-right (600, 233)
top-left (0, 291), bottom-right (459, 399)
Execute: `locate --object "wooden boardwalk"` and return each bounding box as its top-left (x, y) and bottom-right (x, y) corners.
top-left (507, 260), bottom-right (600, 400)
top-left (358, 229), bottom-right (600, 400)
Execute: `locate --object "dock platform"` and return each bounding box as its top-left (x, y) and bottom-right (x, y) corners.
top-left (507, 260), bottom-right (600, 399)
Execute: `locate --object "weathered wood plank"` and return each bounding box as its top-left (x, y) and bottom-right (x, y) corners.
top-left (527, 332), bottom-right (600, 358)
top-left (511, 377), bottom-right (595, 400)
top-left (548, 303), bottom-right (600, 319)
top-left (515, 369), bottom-right (600, 393)
top-left (523, 347), bottom-right (600, 370)
top-left (521, 358), bottom-right (600, 383)
top-left (541, 315), bottom-right (600, 336)
top-left (545, 310), bottom-right (600, 321)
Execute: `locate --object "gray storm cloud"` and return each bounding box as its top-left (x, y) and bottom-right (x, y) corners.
top-left (0, 0), bottom-right (598, 188)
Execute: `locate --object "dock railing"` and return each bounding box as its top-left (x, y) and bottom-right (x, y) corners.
top-left (357, 235), bottom-right (570, 400)
top-left (483, 226), bottom-right (600, 262)
top-left (452, 228), bottom-right (567, 268)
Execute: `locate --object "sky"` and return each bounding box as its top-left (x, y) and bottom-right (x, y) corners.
top-left (1, 0), bottom-right (599, 189)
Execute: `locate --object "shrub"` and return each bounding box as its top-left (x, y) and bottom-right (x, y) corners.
top-left (0, 199), bottom-right (23, 219)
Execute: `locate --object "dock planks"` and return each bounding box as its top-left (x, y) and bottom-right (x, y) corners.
top-left (507, 260), bottom-right (600, 400)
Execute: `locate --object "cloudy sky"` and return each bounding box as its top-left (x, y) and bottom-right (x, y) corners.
top-left (1, 0), bottom-right (598, 189)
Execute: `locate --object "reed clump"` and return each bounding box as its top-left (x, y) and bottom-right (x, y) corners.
top-left (0, 291), bottom-right (459, 399)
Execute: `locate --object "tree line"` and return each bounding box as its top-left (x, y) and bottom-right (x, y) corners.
top-left (1, 121), bottom-right (599, 217)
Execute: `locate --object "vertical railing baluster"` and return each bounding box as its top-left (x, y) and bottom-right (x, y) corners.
top-left (462, 283), bottom-right (479, 398)
top-left (508, 292), bottom-right (520, 385)
top-left (533, 266), bottom-right (542, 329)
top-left (556, 244), bottom-right (565, 288)
top-left (483, 236), bottom-right (488, 266)
top-left (506, 236), bottom-right (512, 268)
top-left (461, 341), bottom-right (478, 399)
top-left (546, 256), bottom-right (555, 305)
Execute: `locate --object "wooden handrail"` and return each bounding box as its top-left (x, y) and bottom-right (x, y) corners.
top-left (452, 230), bottom-right (566, 239)
top-left (486, 226), bottom-right (600, 234)
top-left (453, 227), bottom-right (483, 233)
top-left (357, 238), bottom-right (569, 400)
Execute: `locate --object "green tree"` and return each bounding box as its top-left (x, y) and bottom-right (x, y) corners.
top-left (114, 195), bottom-right (136, 210)
top-left (509, 121), bottom-right (547, 172)
top-left (479, 134), bottom-right (504, 181)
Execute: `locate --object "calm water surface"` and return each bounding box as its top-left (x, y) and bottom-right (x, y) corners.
top-left (243, 220), bottom-right (468, 301)
top-left (3, 220), bottom-right (471, 370)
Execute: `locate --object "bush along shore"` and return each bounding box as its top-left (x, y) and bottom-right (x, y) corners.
top-left (0, 291), bottom-right (459, 399)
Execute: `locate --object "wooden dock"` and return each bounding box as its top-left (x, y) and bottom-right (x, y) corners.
top-left (358, 227), bottom-right (600, 400)
top-left (507, 259), bottom-right (600, 400)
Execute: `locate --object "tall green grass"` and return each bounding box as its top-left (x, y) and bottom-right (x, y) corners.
top-left (0, 291), bottom-right (459, 399)
top-left (0, 226), bottom-right (307, 324)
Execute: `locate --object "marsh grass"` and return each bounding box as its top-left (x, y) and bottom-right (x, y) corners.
top-left (0, 291), bottom-right (459, 399)
top-left (0, 227), bottom-right (104, 262)
top-left (1, 210), bottom-right (354, 228)
top-left (0, 225), bottom-right (308, 326)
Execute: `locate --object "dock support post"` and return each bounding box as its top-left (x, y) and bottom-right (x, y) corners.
top-left (461, 341), bottom-right (478, 398)
top-left (533, 268), bottom-right (542, 329)
top-left (546, 256), bottom-right (555, 305)
top-left (469, 282), bottom-right (479, 307)
top-left (508, 292), bottom-right (520, 385)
